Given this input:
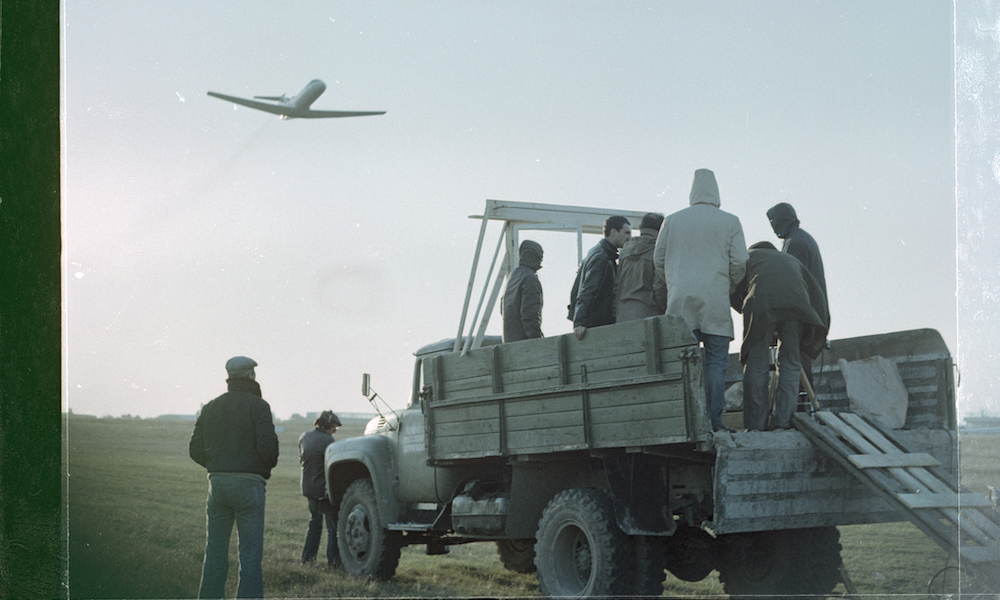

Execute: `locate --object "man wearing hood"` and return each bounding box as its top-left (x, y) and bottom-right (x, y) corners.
top-left (190, 356), bottom-right (279, 599)
top-left (615, 212), bottom-right (667, 322)
top-left (569, 215), bottom-right (632, 340)
top-left (731, 242), bottom-right (830, 430)
top-left (502, 239), bottom-right (544, 342)
top-left (766, 202), bottom-right (829, 387)
top-left (654, 169), bottom-right (748, 432)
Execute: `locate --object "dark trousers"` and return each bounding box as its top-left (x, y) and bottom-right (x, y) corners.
top-left (301, 497), bottom-right (338, 566)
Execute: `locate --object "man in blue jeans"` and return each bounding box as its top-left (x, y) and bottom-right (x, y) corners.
top-left (654, 169), bottom-right (749, 432)
top-left (190, 356), bottom-right (280, 598)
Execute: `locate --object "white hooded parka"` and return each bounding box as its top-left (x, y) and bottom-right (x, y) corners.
top-left (653, 169), bottom-right (749, 340)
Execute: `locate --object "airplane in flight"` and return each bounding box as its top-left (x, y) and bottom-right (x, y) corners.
top-left (207, 79), bottom-right (386, 119)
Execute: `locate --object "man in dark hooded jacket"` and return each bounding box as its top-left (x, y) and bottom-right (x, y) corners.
top-left (568, 215), bottom-right (632, 340)
top-left (615, 212), bottom-right (667, 322)
top-left (502, 240), bottom-right (544, 342)
top-left (190, 356), bottom-right (279, 599)
top-left (731, 242), bottom-right (830, 430)
top-left (766, 202), bottom-right (829, 387)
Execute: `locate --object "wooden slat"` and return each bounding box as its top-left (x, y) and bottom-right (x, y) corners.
top-left (898, 493), bottom-right (993, 509)
top-left (644, 317), bottom-right (661, 375)
top-left (848, 453), bottom-right (940, 469)
top-left (959, 545), bottom-right (1000, 563)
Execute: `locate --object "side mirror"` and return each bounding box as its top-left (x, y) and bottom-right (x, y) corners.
top-left (362, 373), bottom-right (371, 397)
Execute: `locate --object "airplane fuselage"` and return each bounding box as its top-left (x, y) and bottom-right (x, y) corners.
top-left (287, 79), bottom-right (327, 111)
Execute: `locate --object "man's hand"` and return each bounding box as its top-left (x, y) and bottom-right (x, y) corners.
top-left (574, 326), bottom-right (587, 340)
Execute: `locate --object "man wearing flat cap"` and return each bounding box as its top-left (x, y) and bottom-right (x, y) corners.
top-left (190, 356), bottom-right (279, 599)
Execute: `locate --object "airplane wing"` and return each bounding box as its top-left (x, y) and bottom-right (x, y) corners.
top-left (207, 91), bottom-right (291, 116)
top-left (208, 91), bottom-right (385, 119)
top-left (299, 109), bottom-right (387, 119)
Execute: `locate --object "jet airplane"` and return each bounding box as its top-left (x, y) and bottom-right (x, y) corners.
top-left (207, 79), bottom-right (385, 119)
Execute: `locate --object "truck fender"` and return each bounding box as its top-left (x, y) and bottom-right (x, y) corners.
top-left (324, 434), bottom-right (400, 525)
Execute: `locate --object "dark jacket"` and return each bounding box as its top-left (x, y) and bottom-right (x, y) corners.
top-left (189, 378), bottom-right (280, 479)
top-left (568, 238), bottom-right (618, 328)
top-left (502, 243), bottom-right (544, 342)
top-left (731, 247), bottom-right (830, 365)
top-left (299, 427), bottom-right (335, 499)
top-left (766, 203), bottom-right (829, 321)
top-left (615, 229), bottom-right (667, 321)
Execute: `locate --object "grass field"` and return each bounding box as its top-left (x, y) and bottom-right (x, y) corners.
top-left (66, 415), bottom-right (998, 599)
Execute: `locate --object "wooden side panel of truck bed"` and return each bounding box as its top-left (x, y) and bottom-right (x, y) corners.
top-left (422, 315), bottom-right (708, 461)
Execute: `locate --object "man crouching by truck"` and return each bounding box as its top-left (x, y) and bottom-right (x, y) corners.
top-left (731, 242), bottom-right (829, 431)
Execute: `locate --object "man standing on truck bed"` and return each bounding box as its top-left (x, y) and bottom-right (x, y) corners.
top-left (501, 239), bottom-right (544, 342)
top-left (569, 215), bottom-right (632, 340)
top-left (654, 169), bottom-right (748, 432)
top-left (766, 202), bottom-right (829, 389)
top-left (731, 241), bottom-right (829, 430)
top-left (189, 356), bottom-right (280, 599)
top-left (615, 212), bottom-right (667, 322)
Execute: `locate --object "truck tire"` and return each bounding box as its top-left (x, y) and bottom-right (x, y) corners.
top-left (336, 478), bottom-right (402, 581)
top-left (496, 539), bottom-right (537, 574)
top-left (800, 526), bottom-right (842, 595)
top-left (663, 526), bottom-right (716, 583)
top-left (631, 535), bottom-right (666, 596)
top-left (534, 488), bottom-right (633, 597)
top-left (717, 526), bottom-right (841, 598)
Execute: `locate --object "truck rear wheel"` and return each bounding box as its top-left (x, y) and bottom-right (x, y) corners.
top-left (663, 526), bottom-right (716, 582)
top-left (534, 488), bottom-right (633, 597)
top-left (336, 478), bottom-right (401, 581)
top-left (717, 526), bottom-right (841, 598)
top-left (496, 539), bottom-right (536, 573)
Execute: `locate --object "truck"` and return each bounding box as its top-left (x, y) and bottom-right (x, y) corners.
top-left (324, 200), bottom-right (997, 597)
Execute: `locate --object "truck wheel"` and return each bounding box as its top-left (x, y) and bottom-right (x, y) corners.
top-left (799, 526), bottom-right (842, 595)
top-left (496, 539), bottom-right (537, 574)
top-left (631, 535), bottom-right (666, 596)
top-left (717, 529), bottom-right (794, 597)
top-left (336, 478), bottom-right (401, 581)
top-left (663, 526), bottom-right (716, 582)
top-left (534, 488), bottom-right (633, 597)
top-left (717, 527), bottom-right (841, 598)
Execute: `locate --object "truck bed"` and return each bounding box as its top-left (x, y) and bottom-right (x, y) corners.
top-left (421, 315), bottom-right (709, 462)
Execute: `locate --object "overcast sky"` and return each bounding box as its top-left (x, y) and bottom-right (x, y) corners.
top-left (64, 1), bottom-right (994, 421)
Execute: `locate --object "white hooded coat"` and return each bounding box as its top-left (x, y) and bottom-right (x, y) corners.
top-left (653, 169), bottom-right (748, 340)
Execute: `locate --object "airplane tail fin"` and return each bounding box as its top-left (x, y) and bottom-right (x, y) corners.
top-left (254, 94), bottom-right (288, 102)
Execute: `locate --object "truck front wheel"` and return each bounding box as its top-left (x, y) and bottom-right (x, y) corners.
top-left (534, 488), bottom-right (633, 597)
top-left (336, 478), bottom-right (402, 581)
top-left (496, 539), bottom-right (537, 573)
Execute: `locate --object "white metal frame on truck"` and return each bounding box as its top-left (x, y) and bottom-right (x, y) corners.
top-left (454, 199), bottom-right (648, 355)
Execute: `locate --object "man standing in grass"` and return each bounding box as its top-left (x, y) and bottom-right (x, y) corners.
top-left (189, 356), bottom-right (279, 599)
top-left (299, 410), bottom-right (341, 567)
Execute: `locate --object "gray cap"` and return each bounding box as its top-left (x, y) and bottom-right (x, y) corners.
top-left (225, 356), bottom-right (258, 378)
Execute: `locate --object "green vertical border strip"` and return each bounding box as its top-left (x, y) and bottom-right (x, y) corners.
top-left (0, 0), bottom-right (64, 597)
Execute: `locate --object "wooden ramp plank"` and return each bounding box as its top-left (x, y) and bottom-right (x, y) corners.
top-left (959, 545), bottom-right (1000, 563)
top-left (794, 412), bottom-right (1000, 576)
top-left (848, 453), bottom-right (940, 469)
top-left (898, 492), bottom-right (993, 510)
